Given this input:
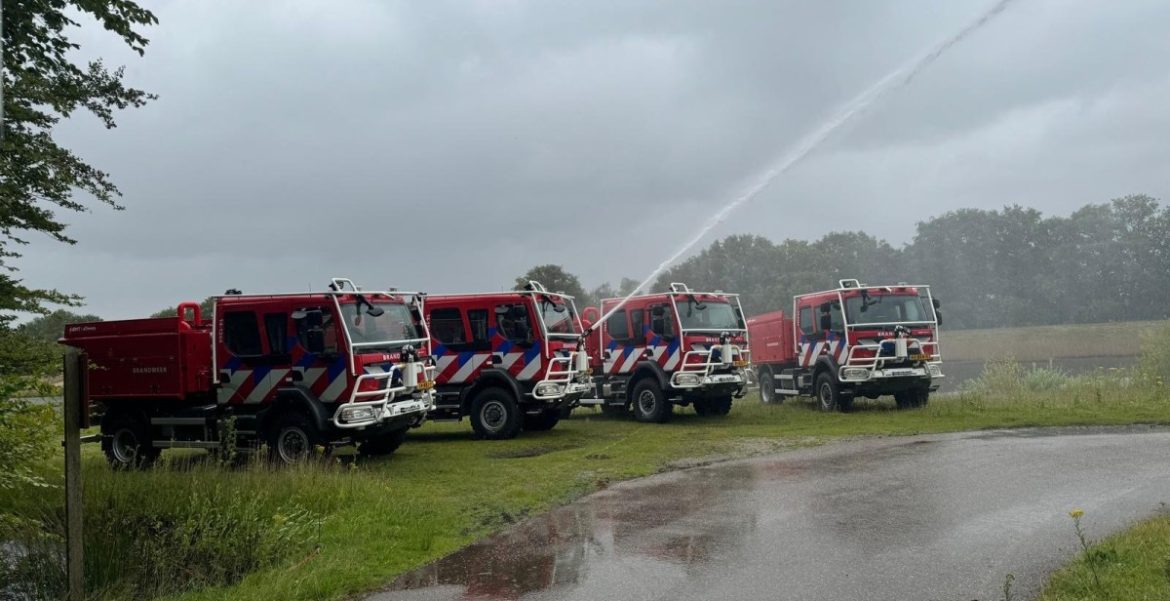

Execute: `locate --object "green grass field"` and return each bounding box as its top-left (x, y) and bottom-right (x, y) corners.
top-left (1039, 511), bottom-right (1170, 601)
top-left (6, 377), bottom-right (1167, 601)
top-left (943, 320), bottom-right (1163, 362)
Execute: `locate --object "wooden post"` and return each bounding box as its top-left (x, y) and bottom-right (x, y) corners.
top-left (63, 349), bottom-right (85, 601)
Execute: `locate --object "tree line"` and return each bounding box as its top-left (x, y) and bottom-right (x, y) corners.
top-left (649, 194), bottom-right (1170, 329)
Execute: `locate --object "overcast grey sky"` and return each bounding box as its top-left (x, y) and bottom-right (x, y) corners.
top-left (20, 0), bottom-right (1170, 319)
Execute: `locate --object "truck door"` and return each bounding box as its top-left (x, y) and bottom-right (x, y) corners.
top-left (290, 305), bottom-right (349, 402)
top-left (648, 303), bottom-right (680, 370)
top-left (217, 309), bottom-right (291, 405)
top-left (495, 300), bottom-right (541, 381)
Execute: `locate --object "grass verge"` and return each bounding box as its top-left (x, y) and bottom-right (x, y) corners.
top-left (1038, 511), bottom-right (1170, 601)
top-left (3, 359), bottom-right (1170, 601)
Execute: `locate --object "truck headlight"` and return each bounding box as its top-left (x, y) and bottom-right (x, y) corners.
top-left (339, 405), bottom-right (377, 424)
top-left (842, 368), bottom-right (869, 380)
top-left (675, 373), bottom-right (701, 387)
top-left (927, 364), bottom-right (942, 377)
top-left (535, 382), bottom-right (562, 397)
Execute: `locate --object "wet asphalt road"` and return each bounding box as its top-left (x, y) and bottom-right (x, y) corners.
top-left (370, 427), bottom-right (1170, 601)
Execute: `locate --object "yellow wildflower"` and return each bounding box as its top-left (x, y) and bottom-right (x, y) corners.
top-left (1069, 508), bottom-right (1084, 519)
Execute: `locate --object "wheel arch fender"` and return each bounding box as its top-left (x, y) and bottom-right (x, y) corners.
top-left (626, 361), bottom-right (668, 402)
top-left (264, 388), bottom-right (332, 435)
top-left (462, 369), bottom-right (523, 413)
top-left (812, 356), bottom-right (841, 384)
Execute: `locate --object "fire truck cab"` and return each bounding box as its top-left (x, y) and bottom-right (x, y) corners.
top-left (60, 278), bottom-right (437, 468)
top-left (423, 281), bottom-right (592, 439)
top-left (580, 283), bottom-right (750, 422)
top-left (748, 279), bottom-right (943, 411)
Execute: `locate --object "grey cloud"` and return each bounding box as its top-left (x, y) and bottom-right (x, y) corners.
top-left (20, 0), bottom-right (1170, 319)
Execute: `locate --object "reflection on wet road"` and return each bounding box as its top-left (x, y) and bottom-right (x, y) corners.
top-left (369, 427), bottom-right (1170, 601)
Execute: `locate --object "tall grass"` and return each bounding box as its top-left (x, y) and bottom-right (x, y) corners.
top-left (2, 461), bottom-right (324, 601)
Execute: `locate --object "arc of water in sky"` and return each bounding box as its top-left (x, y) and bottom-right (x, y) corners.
top-left (586, 0), bottom-right (1019, 331)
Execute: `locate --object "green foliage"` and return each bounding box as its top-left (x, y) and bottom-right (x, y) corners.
top-left (1039, 511), bottom-right (1170, 601)
top-left (0, 380), bottom-right (58, 495)
top-left (151, 297), bottom-right (215, 319)
top-left (513, 265), bottom-right (591, 305)
top-left (0, 0), bottom-right (157, 321)
top-left (657, 196), bottom-right (1170, 327)
top-left (0, 328), bottom-right (59, 376)
top-left (16, 309), bottom-right (102, 344)
top-left (3, 469), bottom-right (322, 601)
top-left (588, 277), bottom-right (640, 307)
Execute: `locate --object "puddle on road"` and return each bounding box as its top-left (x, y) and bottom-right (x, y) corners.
top-left (378, 464), bottom-right (762, 600)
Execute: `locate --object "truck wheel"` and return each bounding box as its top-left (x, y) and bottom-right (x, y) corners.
top-left (267, 412), bottom-right (321, 464)
top-left (709, 396), bottom-right (733, 416)
top-left (102, 413), bottom-right (159, 470)
top-left (631, 379), bottom-right (671, 423)
top-left (523, 410), bottom-right (561, 432)
top-left (758, 366), bottom-right (775, 404)
top-left (895, 388), bottom-right (930, 410)
top-left (470, 387), bottom-right (522, 440)
top-left (815, 372), bottom-right (842, 412)
top-left (358, 428), bottom-right (408, 456)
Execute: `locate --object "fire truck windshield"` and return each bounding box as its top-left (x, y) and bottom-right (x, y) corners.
top-left (677, 301), bottom-right (744, 331)
top-left (343, 301), bottom-right (424, 347)
top-left (539, 299), bottom-right (581, 336)
top-left (844, 294), bottom-right (930, 325)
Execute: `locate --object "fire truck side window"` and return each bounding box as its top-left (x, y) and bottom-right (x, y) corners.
top-left (828, 304), bottom-right (844, 333)
top-left (264, 313), bottom-right (288, 355)
top-left (224, 311), bottom-right (263, 356)
top-left (607, 309), bottom-right (630, 341)
top-left (497, 304), bottom-right (534, 345)
top-left (650, 304), bottom-right (675, 337)
top-left (430, 308), bottom-right (466, 345)
top-left (295, 308), bottom-right (339, 354)
top-left (798, 306), bottom-right (814, 336)
top-left (630, 309), bottom-right (645, 338)
top-left (468, 309), bottom-right (490, 348)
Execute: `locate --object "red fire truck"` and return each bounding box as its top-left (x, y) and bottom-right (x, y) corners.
top-left (748, 279), bottom-right (943, 411)
top-left (423, 281), bottom-right (592, 439)
top-left (60, 278), bottom-right (437, 468)
top-left (579, 283), bottom-right (750, 422)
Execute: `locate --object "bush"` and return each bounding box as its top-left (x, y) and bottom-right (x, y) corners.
top-left (2, 469), bottom-right (323, 601)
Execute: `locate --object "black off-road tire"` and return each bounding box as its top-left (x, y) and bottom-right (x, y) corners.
top-left (266, 411), bottom-right (321, 464)
top-left (631, 379), bottom-right (672, 423)
top-left (358, 428), bottom-right (408, 456)
top-left (758, 366), bottom-right (776, 404)
top-left (523, 410), bottom-right (562, 432)
top-left (815, 372), bottom-right (842, 413)
top-left (470, 387), bottom-right (523, 440)
top-left (101, 412), bottom-right (159, 470)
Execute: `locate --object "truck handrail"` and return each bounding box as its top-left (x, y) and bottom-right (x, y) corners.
top-left (333, 363), bottom-right (437, 429)
top-left (531, 355), bottom-right (588, 400)
top-left (669, 345), bottom-right (750, 388)
top-left (842, 339), bottom-right (942, 370)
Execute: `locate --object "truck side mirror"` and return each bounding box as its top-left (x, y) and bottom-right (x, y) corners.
top-left (935, 311), bottom-right (943, 327)
top-left (819, 314), bottom-right (832, 332)
top-left (932, 298), bottom-right (941, 309)
top-left (819, 302), bottom-right (832, 314)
